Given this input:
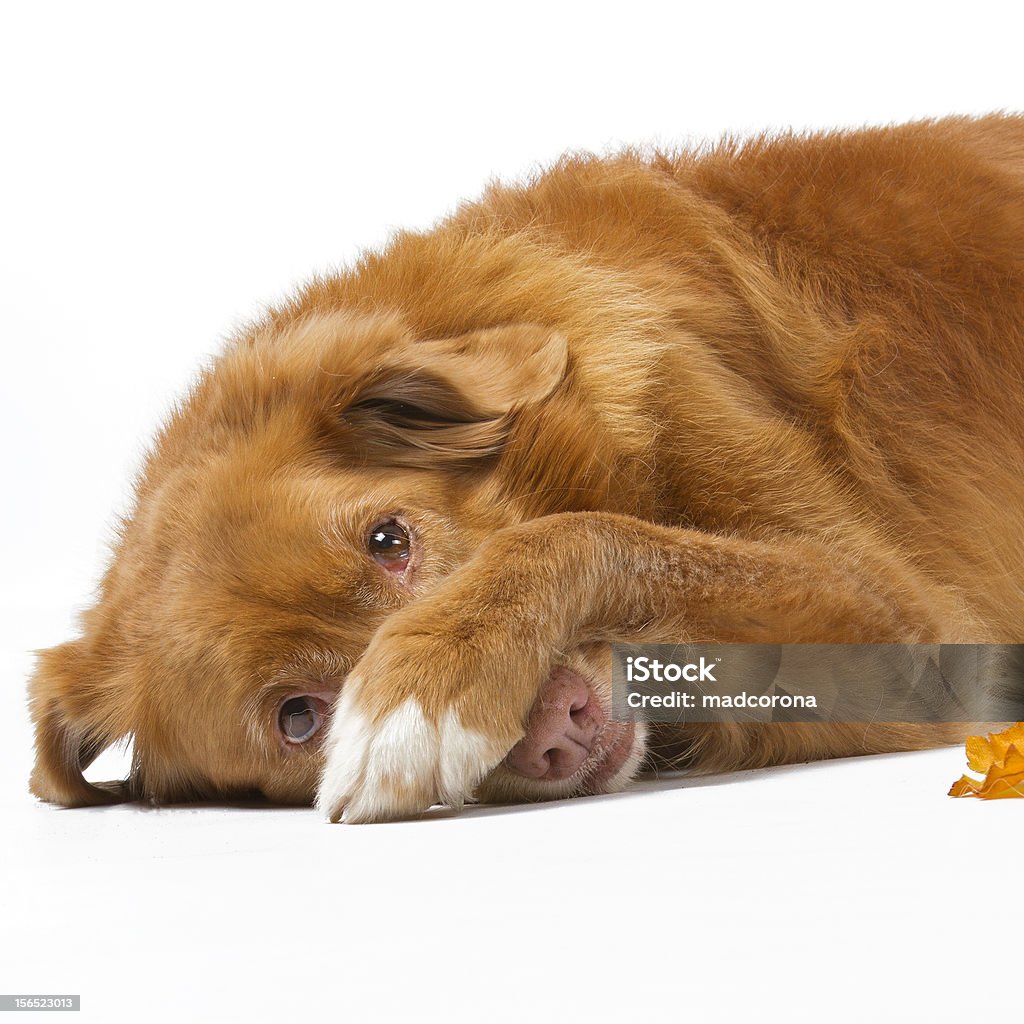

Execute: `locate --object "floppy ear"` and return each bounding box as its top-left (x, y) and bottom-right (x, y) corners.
top-left (28, 640), bottom-right (133, 807)
top-left (339, 323), bottom-right (568, 467)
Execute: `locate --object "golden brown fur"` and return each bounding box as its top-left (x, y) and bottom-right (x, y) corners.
top-left (29, 114), bottom-right (1024, 819)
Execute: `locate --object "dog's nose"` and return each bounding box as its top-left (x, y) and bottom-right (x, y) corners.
top-left (504, 668), bottom-right (605, 781)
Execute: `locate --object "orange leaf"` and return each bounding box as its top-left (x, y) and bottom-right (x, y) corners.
top-left (980, 775), bottom-right (1024, 799)
top-left (989, 724), bottom-right (1024, 763)
top-left (948, 775), bottom-right (982, 797)
top-left (966, 734), bottom-right (997, 773)
top-left (949, 725), bottom-right (1024, 800)
top-left (964, 723), bottom-right (1024, 773)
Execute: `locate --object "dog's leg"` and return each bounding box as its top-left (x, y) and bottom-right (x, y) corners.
top-left (317, 511), bottom-right (959, 822)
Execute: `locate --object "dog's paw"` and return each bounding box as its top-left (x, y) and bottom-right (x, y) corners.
top-left (315, 677), bottom-right (511, 823)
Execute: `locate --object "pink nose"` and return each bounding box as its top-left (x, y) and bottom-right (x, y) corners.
top-left (504, 668), bottom-right (605, 781)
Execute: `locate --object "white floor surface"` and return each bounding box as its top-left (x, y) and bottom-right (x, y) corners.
top-left (2, 608), bottom-right (1020, 1023)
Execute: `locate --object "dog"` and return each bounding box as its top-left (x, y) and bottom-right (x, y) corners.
top-left (28, 114), bottom-right (1024, 822)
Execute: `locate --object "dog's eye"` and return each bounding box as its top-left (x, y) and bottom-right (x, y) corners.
top-left (368, 520), bottom-right (410, 569)
top-left (279, 696), bottom-right (324, 744)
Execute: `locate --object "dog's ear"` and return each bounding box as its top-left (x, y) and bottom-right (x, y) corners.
top-left (28, 640), bottom-right (133, 807)
top-left (339, 323), bottom-right (568, 467)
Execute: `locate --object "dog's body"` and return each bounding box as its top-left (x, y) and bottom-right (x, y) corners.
top-left (30, 115), bottom-right (1024, 821)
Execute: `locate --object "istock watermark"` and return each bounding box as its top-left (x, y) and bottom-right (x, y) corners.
top-left (612, 644), bottom-right (1024, 723)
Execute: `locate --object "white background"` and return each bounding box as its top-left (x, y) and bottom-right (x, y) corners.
top-left (2, 2), bottom-right (1021, 1021)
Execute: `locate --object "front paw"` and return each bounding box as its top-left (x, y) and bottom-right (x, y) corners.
top-left (315, 662), bottom-right (517, 824)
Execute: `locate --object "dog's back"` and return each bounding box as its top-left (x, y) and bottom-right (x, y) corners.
top-left (280, 115), bottom-right (1024, 639)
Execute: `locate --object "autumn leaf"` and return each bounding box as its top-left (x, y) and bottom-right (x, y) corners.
top-left (949, 723), bottom-right (1024, 799)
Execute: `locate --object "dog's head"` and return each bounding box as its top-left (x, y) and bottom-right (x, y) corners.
top-left (29, 310), bottom-right (644, 810)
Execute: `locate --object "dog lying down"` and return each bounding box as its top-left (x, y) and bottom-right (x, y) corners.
top-left (29, 115), bottom-right (1024, 822)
